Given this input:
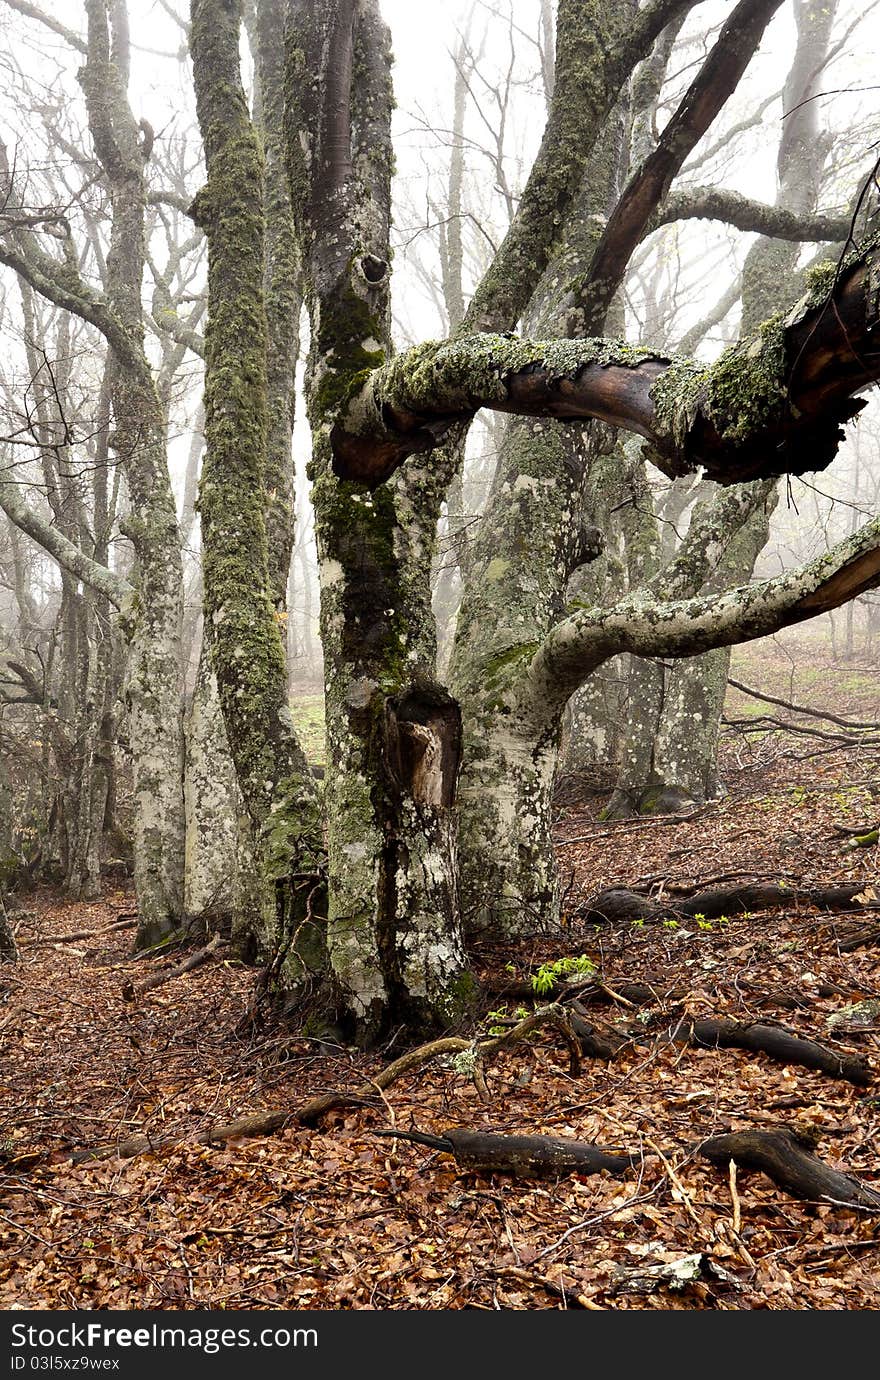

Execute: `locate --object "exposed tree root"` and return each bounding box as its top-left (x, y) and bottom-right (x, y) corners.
top-left (583, 881), bottom-right (880, 925)
top-left (69, 1004), bottom-right (581, 1163)
top-left (372, 1126), bottom-right (637, 1178)
top-left (569, 1005), bottom-right (632, 1059)
top-left (701, 1128), bottom-right (880, 1208)
top-left (839, 927), bottom-right (880, 953)
top-left (120, 933), bottom-right (225, 1001)
top-left (668, 1017), bottom-right (871, 1086)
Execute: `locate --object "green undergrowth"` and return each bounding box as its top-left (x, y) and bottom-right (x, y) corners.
top-left (289, 693), bottom-right (326, 765)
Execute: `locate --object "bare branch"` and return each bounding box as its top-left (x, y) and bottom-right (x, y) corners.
top-left (575, 0), bottom-right (787, 334)
top-left (653, 186), bottom-right (848, 242)
top-left (1, 0), bottom-right (87, 53)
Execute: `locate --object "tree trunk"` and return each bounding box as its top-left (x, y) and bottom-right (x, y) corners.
top-left (452, 117), bottom-right (629, 935)
top-left (286, 0), bottom-right (474, 1039)
top-left (79, 0), bottom-right (187, 946)
top-left (190, 0), bottom-right (327, 997)
top-left (603, 0), bottom-right (836, 817)
top-left (183, 639), bottom-right (255, 938)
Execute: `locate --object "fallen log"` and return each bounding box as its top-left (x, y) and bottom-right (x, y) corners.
top-left (372, 1127), bottom-right (637, 1178)
top-left (121, 932), bottom-right (225, 1001)
top-left (583, 881), bottom-right (880, 925)
top-left (701, 1128), bottom-right (880, 1209)
top-left (669, 1017), bottom-right (871, 1086)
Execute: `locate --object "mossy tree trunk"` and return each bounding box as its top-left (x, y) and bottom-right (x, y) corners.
top-left (185, 0), bottom-right (880, 1022)
top-left (449, 94), bottom-right (631, 936)
top-left (604, 481), bottom-right (778, 817)
top-left (183, 641), bottom-right (253, 937)
top-left (190, 0), bottom-right (324, 974)
top-left (79, 0), bottom-right (187, 946)
top-left (285, 0), bottom-right (473, 1042)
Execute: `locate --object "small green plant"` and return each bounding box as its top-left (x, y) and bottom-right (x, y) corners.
top-left (662, 918), bottom-right (679, 930)
top-left (531, 954), bottom-right (596, 995)
top-left (694, 912), bottom-right (731, 932)
top-left (484, 1004), bottom-right (529, 1035)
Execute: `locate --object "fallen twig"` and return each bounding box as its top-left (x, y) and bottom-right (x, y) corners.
top-left (121, 933), bottom-right (225, 1001)
top-left (490, 1266), bottom-right (606, 1309)
top-left (727, 676), bottom-right (880, 731)
top-left (25, 919), bottom-right (137, 949)
top-left (70, 1004), bottom-right (582, 1164)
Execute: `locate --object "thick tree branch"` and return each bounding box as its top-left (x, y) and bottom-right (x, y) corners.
top-left (527, 512), bottom-right (880, 713)
top-left (608, 0), bottom-right (706, 83)
top-left (462, 0), bottom-right (705, 334)
top-left (575, 0), bottom-right (786, 334)
top-left (653, 186), bottom-right (848, 242)
top-left (331, 230), bottom-right (880, 487)
top-left (0, 238), bottom-right (144, 376)
top-left (1, 0), bottom-right (86, 52)
top-left (0, 473), bottom-right (130, 609)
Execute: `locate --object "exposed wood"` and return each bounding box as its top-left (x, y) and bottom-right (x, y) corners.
top-left (669, 1017), bottom-right (871, 1086)
top-left (582, 881), bottom-right (880, 925)
top-left (701, 1128), bottom-right (880, 1208)
top-left (331, 233), bottom-right (880, 491)
top-left (372, 1126), bottom-right (637, 1178)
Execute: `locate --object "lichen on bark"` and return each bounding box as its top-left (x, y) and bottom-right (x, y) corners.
top-left (190, 0), bottom-right (323, 978)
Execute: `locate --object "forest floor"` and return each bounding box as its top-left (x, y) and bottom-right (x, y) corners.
top-left (2, 635), bottom-right (880, 1311)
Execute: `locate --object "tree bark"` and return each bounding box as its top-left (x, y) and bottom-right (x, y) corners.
top-left (190, 0), bottom-right (325, 981)
top-left (287, 0), bottom-right (473, 1039)
top-left (78, 0), bottom-right (186, 945)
